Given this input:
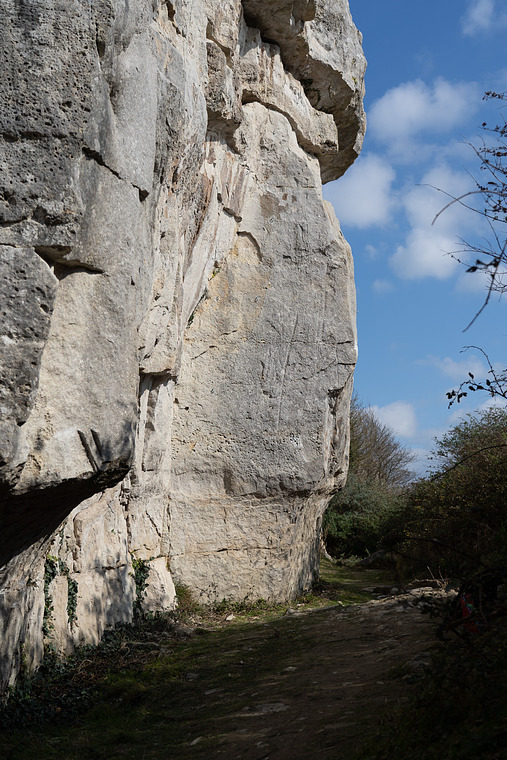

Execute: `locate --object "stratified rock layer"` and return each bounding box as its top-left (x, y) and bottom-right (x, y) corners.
top-left (0, 0), bottom-right (365, 688)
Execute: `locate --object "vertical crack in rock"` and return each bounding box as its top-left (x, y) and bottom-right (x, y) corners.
top-left (0, 0), bottom-right (363, 690)
top-left (77, 430), bottom-right (100, 473)
top-left (276, 314), bottom-right (300, 426)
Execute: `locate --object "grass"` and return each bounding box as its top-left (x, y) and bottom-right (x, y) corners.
top-left (10, 560), bottom-right (504, 759)
top-left (318, 559), bottom-right (392, 604)
top-left (0, 616), bottom-right (324, 758)
top-left (174, 559), bottom-right (393, 628)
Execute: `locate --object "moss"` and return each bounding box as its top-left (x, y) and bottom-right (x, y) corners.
top-left (1, 564), bottom-right (404, 758)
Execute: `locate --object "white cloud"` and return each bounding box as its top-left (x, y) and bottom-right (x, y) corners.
top-left (420, 354), bottom-right (489, 382)
top-left (455, 267), bottom-right (492, 294)
top-left (390, 229), bottom-right (458, 280)
top-left (461, 1), bottom-right (507, 37)
top-left (404, 165), bottom-right (477, 229)
top-left (324, 154), bottom-right (396, 228)
top-left (440, 137), bottom-right (479, 164)
top-left (369, 79), bottom-right (479, 158)
top-left (365, 244), bottom-right (378, 259)
top-left (461, 0), bottom-right (495, 35)
top-left (372, 278), bottom-right (395, 294)
top-left (371, 401), bottom-right (418, 438)
top-left (478, 396), bottom-right (507, 411)
top-left (389, 164), bottom-right (479, 280)
top-left (408, 447), bottom-right (433, 477)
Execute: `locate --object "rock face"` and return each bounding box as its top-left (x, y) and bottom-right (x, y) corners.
top-left (0, 0), bottom-right (365, 689)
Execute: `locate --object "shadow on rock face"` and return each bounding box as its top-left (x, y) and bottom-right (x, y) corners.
top-left (0, 428), bottom-right (133, 568)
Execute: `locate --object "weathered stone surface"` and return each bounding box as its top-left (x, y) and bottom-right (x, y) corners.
top-left (239, 25), bottom-right (339, 167)
top-left (0, 246), bottom-right (57, 485)
top-left (242, 0), bottom-right (366, 180)
top-left (0, 0), bottom-right (364, 689)
top-left (142, 557), bottom-right (176, 613)
top-left (169, 105), bottom-right (356, 601)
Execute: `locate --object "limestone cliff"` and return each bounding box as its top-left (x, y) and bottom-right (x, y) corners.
top-left (0, 0), bottom-right (365, 689)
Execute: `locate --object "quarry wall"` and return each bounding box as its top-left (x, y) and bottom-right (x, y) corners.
top-left (0, 0), bottom-right (365, 688)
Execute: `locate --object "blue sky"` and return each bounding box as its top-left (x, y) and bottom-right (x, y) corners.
top-left (324, 0), bottom-right (507, 476)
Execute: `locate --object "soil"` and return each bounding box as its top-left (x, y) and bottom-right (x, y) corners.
top-left (168, 595), bottom-right (442, 759)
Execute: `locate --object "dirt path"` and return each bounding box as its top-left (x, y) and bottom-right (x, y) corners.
top-left (2, 585), bottom-right (447, 760)
top-left (160, 594), bottom-right (441, 759)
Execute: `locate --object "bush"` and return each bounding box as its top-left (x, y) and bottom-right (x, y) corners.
top-left (323, 395), bottom-right (416, 561)
top-left (400, 407), bottom-right (507, 575)
top-left (323, 474), bottom-right (411, 558)
top-left (356, 623), bottom-right (507, 760)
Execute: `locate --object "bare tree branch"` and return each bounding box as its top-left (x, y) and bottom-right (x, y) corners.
top-left (446, 346), bottom-right (507, 408)
top-left (430, 91), bottom-right (506, 330)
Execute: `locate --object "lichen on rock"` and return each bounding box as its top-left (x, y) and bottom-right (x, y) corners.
top-left (0, 0), bottom-right (365, 690)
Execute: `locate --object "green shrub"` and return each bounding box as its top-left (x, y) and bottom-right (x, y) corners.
top-left (401, 408), bottom-right (507, 575)
top-left (131, 556), bottom-right (150, 619)
top-left (323, 474), bottom-right (411, 558)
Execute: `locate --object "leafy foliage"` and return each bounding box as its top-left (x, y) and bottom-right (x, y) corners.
top-left (323, 396), bottom-right (415, 559)
top-left (349, 395), bottom-right (415, 489)
top-left (356, 623), bottom-right (507, 760)
top-left (352, 407), bottom-right (507, 760)
top-left (42, 555), bottom-right (80, 642)
top-left (400, 407), bottom-right (507, 575)
top-left (324, 474), bottom-right (409, 558)
top-left (42, 555), bottom-right (59, 638)
top-left (131, 555), bottom-right (151, 619)
top-left (326, 400), bottom-right (507, 578)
